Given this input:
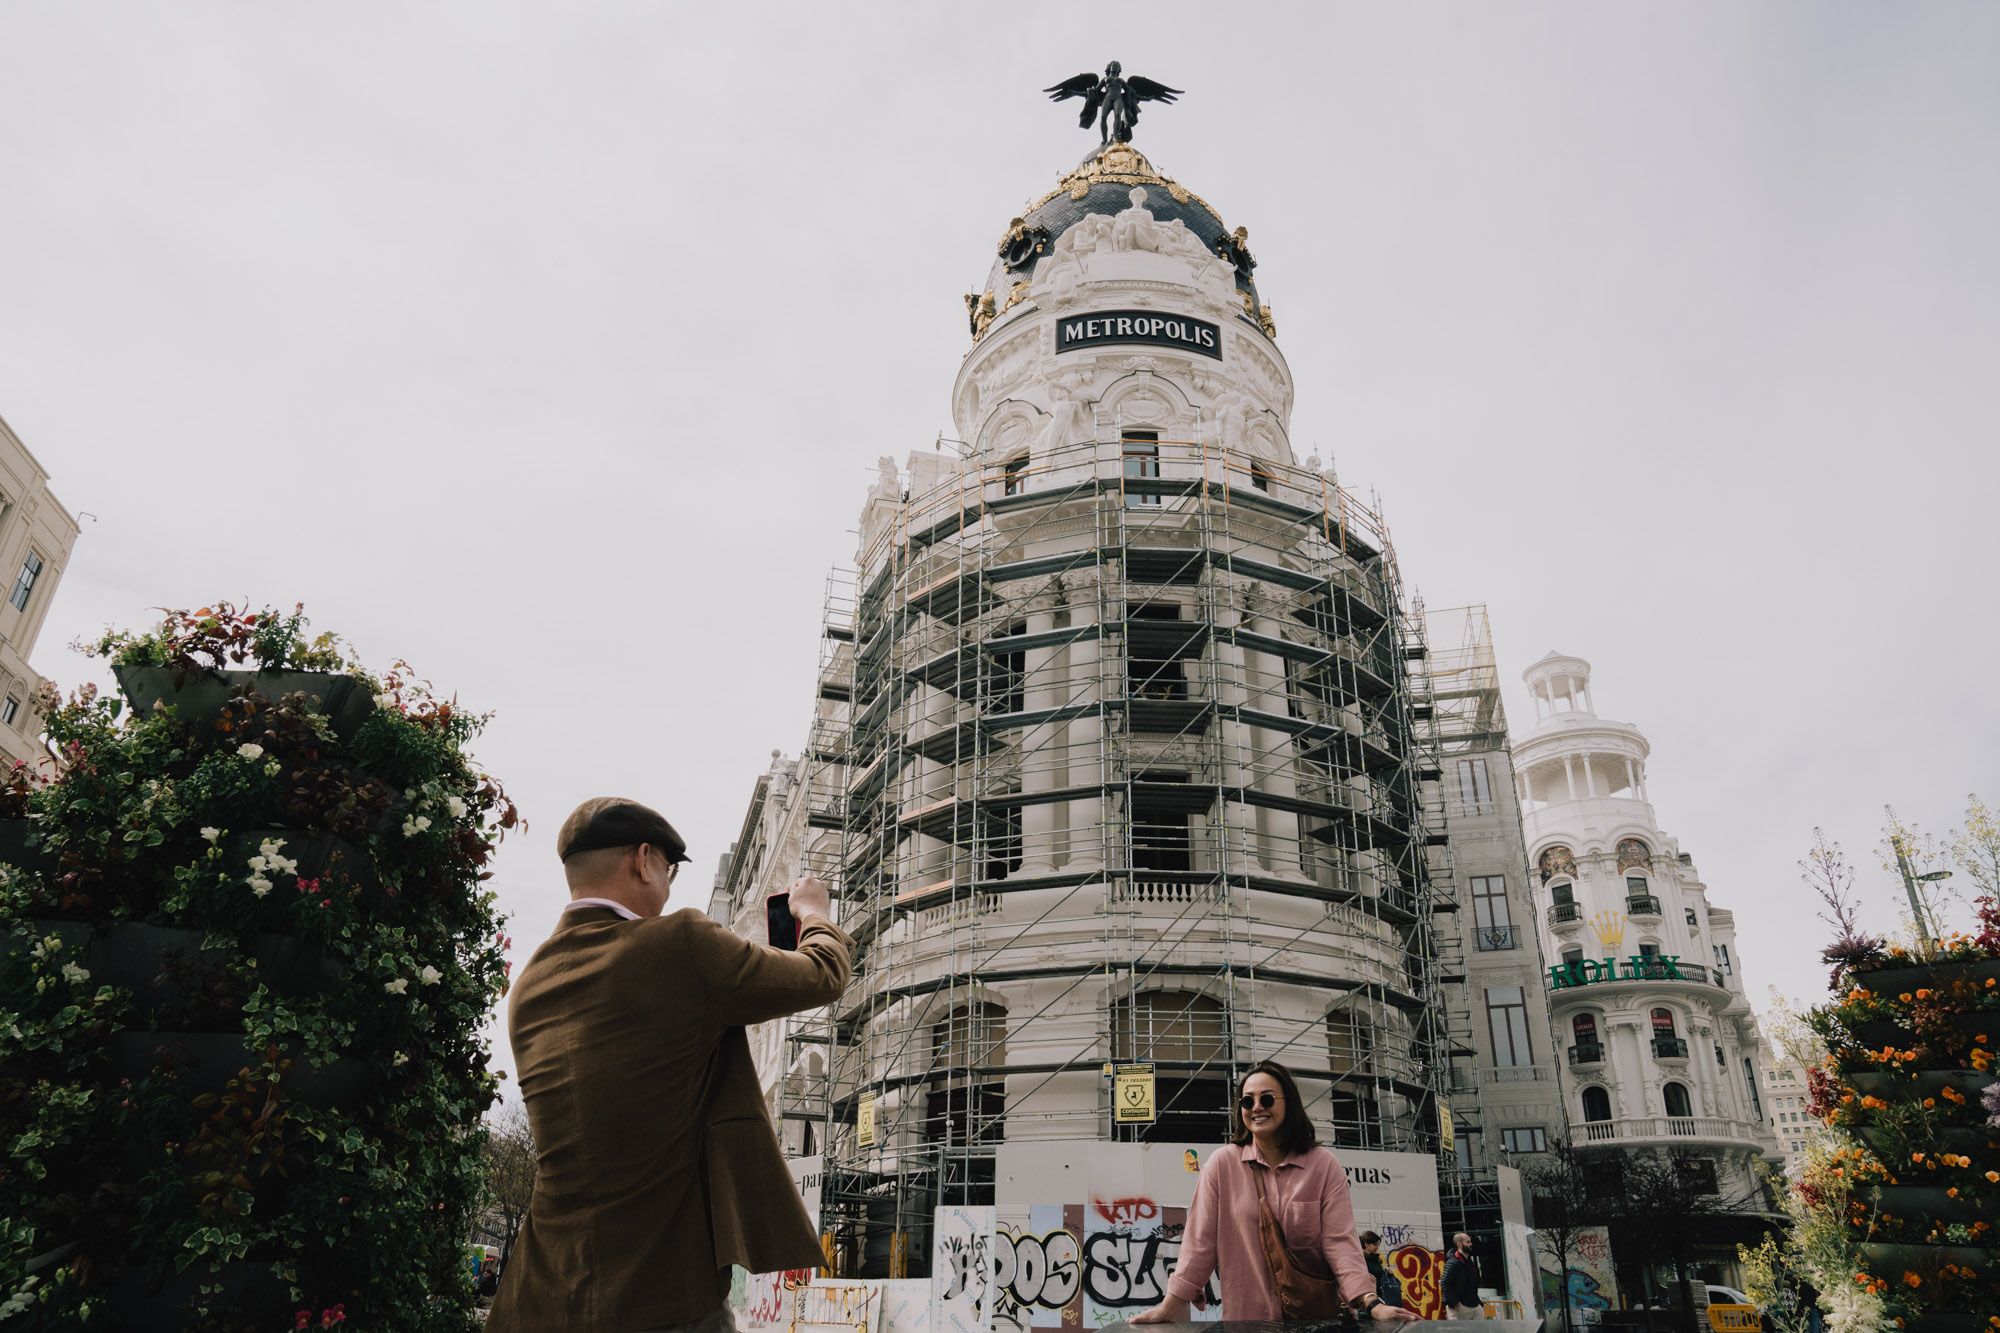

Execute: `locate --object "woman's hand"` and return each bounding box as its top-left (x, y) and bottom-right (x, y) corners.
top-left (1369, 1302), bottom-right (1421, 1323)
top-left (1129, 1294), bottom-right (1192, 1324)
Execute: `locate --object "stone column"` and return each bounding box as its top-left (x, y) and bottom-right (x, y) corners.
top-left (1016, 598), bottom-right (1062, 877)
top-left (1214, 603), bottom-right (1258, 878)
top-left (1250, 610), bottom-right (1305, 878)
top-left (1064, 599), bottom-right (1106, 873)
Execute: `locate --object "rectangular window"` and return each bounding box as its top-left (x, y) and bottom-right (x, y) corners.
top-left (1685, 907), bottom-right (1699, 928)
top-left (1485, 986), bottom-right (1533, 1067)
top-left (9, 552), bottom-right (41, 612)
top-left (1713, 943), bottom-right (1732, 975)
top-left (1131, 770), bottom-right (1192, 873)
top-left (1625, 875), bottom-right (1648, 895)
top-left (1455, 757), bottom-right (1494, 814)
top-left (1126, 603), bottom-right (1187, 708)
top-left (1002, 454), bottom-right (1028, 496)
top-left (1500, 1127), bottom-right (1548, 1154)
top-left (1470, 875), bottom-right (1516, 949)
top-left (1121, 431), bottom-right (1161, 508)
top-left (0, 696), bottom-right (16, 727)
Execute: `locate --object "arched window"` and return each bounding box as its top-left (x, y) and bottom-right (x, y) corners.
top-left (1571, 1013), bottom-right (1598, 1043)
top-left (1581, 1086), bottom-right (1613, 1122)
top-left (1651, 1007), bottom-right (1678, 1037)
top-left (927, 1003), bottom-right (1007, 1151)
top-left (1550, 881), bottom-right (1575, 907)
top-left (1663, 1081), bottom-right (1693, 1119)
top-left (1113, 991), bottom-right (1229, 1143)
top-left (1001, 453), bottom-right (1029, 496)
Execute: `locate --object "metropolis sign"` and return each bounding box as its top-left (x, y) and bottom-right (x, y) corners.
top-left (1057, 310), bottom-right (1222, 360)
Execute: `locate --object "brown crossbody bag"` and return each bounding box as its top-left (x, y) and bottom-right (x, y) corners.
top-left (1251, 1165), bottom-right (1352, 1324)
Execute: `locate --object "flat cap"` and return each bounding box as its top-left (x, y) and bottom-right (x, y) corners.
top-left (556, 797), bottom-right (690, 864)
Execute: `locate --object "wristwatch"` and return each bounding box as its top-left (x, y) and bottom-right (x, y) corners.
top-left (1350, 1294), bottom-right (1382, 1314)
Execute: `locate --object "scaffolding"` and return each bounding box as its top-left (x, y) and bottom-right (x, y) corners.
top-left (787, 432), bottom-right (1462, 1276)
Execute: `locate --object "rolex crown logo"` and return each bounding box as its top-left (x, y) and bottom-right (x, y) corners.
top-left (1590, 910), bottom-right (1626, 953)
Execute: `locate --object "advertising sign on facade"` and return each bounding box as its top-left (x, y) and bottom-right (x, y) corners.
top-left (1056, 311), bottom-right (1223, 360)
top-left (1112, 1065), bottom-right (1155, 1124)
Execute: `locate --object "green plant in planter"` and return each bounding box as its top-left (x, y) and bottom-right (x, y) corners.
top-left (1, 604), bottom-right (519, 1330)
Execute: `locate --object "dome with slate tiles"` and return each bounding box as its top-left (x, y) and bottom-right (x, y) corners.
top-left (976, 142), bottom-right (1265, 326)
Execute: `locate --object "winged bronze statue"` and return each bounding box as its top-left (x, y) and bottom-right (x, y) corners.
top-left (1044, 62), bottom-right (1183, 147)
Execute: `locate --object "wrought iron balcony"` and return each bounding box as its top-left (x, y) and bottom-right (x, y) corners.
top-left (1652, 1036), bottom-right (1690, 1059)
top-left (1473, 925), bottom-right (1520, 952)
top-left (1625, 894), bottom-right (1663, 917)
top-left (1548, 902), bottom-right (1581, 926)
top-left (1568, 1042), bottom-right (1604, 1066)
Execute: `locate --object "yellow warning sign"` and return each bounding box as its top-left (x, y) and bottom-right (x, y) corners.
top-left (1113, 1064), bottom-right (1156, 1123)
top-left (857, 1092), bottom-right (877, 1147)
top-left (1438, 1103), bottom-right (1455, 1154)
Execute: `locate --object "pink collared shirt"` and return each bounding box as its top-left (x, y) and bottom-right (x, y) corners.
top-left (1165, 1142), bottom-right (1376, 1319)
top-left (563, 897), bottom-right (641, 921)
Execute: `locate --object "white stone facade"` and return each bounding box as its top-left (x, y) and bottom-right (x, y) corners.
top-left (0, 414), bottom-right (80, 767)
top-left (1515, 653), bottom-right (1780, 1201)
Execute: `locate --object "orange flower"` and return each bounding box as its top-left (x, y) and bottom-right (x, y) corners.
top-left (1913, 1151), bottom-right (1927, 1162)
top-left (1916, 988), bottom-right (1932, 999)
top-left (1900, 992), bottom-right (1914, 1002)
top-left (1987, 1170), bottom-right (1999, 1183)
top-left (1906, 1271), bottom-right (1923, 1289)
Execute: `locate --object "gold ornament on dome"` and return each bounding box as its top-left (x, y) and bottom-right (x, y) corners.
top-left (965, 290), bottom-right (997, 341)
top-left (1591, 910), bottom-right (1627, 954)
top-left (1024, 142), bottom-right (1227, 228)
top-left (1258, 304), bottom-right (1277, 340)
top-left (1002, 280), bottom-right (1030, 312)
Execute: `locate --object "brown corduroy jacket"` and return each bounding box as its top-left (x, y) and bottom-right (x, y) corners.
top-left (485, 904), bottom-right (852, 1333)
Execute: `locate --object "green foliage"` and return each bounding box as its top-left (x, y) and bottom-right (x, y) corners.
top-left (1, 605), bottom-right (519, 1329)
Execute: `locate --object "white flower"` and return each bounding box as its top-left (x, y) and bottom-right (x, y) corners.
top-left (445, 795), bottom-right (467, 820)
top-left (60, 961), bottom-right (90, 985)
top-left (259, 837), bottom-right (287, 856)
top-left (374, 692), bottom-right (395, 708)
top-left (392, 1051), bottom-right (410, 1067)
top-left (247, 874), bottom-right (274, 897)
top-left (238, 743), bottom-right (265, 761)
top-left (417, 964), bottom-right (442, 987)
top-left (263, 760), bottom-right (282, 778)
top-left (402, 814), bottom-right (432, 838)
top-left (383, 978), bottom-right (409, 995)
top-left (200, 826), bottom-right (221, 844)
top-left (29, 935), bottom-right (60, 961)
top-left (248, 854), bottom-right (268, 873)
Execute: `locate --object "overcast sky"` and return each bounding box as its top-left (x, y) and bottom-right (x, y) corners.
top-left (4, 4), bottom-right (1996, 1062)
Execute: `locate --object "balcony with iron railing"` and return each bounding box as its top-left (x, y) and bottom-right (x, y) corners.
top-left (1625, 894), bottom-right (1663, 918)
top-left (1568, 1042), bottom-right (1604, 1067)
top-left (1651, 1036), bottom-right (1690, 1060)
top-left (1548, 902), bottom-right (1581, 927)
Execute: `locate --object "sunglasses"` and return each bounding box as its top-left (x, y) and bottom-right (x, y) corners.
top-left (1238, 1092), bottom-right (1281, 1111)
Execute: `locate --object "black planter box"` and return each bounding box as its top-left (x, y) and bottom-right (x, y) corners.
top-left (114, 664), bottom-right (375, 740)
top-left (1856, 956), bottom-right (2000, 996)
top-left (1868, 1182), bottom-right (1986, 1222)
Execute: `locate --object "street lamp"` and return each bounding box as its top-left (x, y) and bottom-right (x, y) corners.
top-left (1887, 806), bottom-right (1953, 956)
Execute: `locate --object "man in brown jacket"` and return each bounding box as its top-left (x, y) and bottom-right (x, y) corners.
top-left (486, 797), bottom-right (853, 1332)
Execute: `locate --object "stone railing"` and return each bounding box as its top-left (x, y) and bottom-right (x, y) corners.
top-left (1576, 1115), bottom-right (1768, 1148)
top-left (1112, 879), bottom-right (1225, 907)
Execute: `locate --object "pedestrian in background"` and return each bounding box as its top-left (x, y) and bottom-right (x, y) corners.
top-left (1130, 1061), bottom-right (1419, 1325)
top-left (1441, 1231), bottom-right (1485, 1319)
top-left (486, 798), bottom-right (852, 1333)
top-left (1358, 1231), bottom-right (1405, 1310)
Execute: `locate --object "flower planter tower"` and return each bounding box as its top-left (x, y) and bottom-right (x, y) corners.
top-left (1813, 914), bottom-right (2000, 1332)
top-left (0, 605), bottom-right (516, 1330)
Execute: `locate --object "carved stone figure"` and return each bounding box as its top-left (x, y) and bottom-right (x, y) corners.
top-left (964, 290), bottom-right (997, 340)
top-left (1043, 62), bottom-right (1183, 146)
top-left (875, 456), bottom-right (901, 502)
top-left (1041, 372), bottom-right (1092, 455)
top-left (1111, 186), bottom-right (1161, 253)
top-left (1210, 386), bottom-right (1251, 455)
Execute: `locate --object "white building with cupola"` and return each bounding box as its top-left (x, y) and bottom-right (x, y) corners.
top-left (1515, 653), bottom-right (1779, 1263)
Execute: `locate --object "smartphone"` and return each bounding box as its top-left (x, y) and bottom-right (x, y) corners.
top-left (766, 893), bottom-right (799, 951)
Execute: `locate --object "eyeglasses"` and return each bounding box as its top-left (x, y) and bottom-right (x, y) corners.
top-left (1238, 1092), bottom-right (1281, 1111)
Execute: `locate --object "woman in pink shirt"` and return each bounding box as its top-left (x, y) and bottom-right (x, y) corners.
top-left (1132, 1061), bottom-right (1420, 1325)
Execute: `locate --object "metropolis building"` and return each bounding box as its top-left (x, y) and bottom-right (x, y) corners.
top-left (712, 122), bottom-right (1561, 1290)
top-left (1515, 653), bottom-right (1780, 1276)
